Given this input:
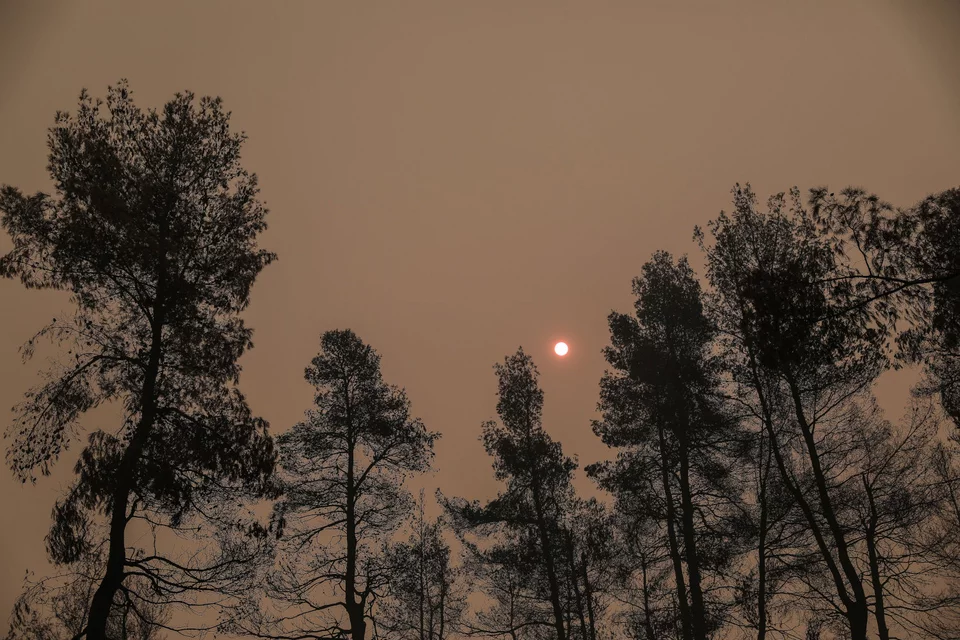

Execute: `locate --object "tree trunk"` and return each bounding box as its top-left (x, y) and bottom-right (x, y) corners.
top-left (527, 432), bottom-right (567, 640)
top-left (677, 435), bottom-right (708, 640)
top-left (640, 555), bottom-right (657, 640)
top-left (419, 495), bottom-right (426, 640)
top-left (532, 482), bottom-right (567, 640)
top-left (756, 515), bottom-right (768, 640)
top-left (566, 531), bottom-right (589, 640)
top-left (345, 398), bottom-right (365, 640)
top-left (87, 244), bottom-right (168, 640)
top-left (657, 424), bottom-right (693, 640)
top-left (580, 551), bottom-right (597, 640)
top-left (86, 407), bottom-right (154, 640)
top-left (756, 431), bottom-right (770, 640)
top-left (508, 576), bottom-right (519, 640)
top-left (744, 350), bottom-right (855, 623)
top-left (863, 481), bottom-right (890, 640)
top-left (438, 569), bottom-right (447, 640)
top-left (846, 602), bottom-right (869, 640)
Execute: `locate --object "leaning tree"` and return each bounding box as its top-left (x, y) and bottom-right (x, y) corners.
top-left (1, 81), bottom-right (277, 640)
top-left (699, 184), bottom-right (888, 640)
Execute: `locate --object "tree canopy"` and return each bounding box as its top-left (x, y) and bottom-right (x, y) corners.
top-left (1, 81), bottom-right (276, 640)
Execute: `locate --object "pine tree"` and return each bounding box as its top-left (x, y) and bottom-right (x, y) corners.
top-left (443, 349), bottom-right (577, 640)
top-left (252, 330), bottom-right (438, 640)
top-left (1, 81), bottom-right (276, 640)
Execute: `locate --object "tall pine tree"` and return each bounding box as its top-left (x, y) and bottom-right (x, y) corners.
top-left (1, 81), bottom-right (276, 639)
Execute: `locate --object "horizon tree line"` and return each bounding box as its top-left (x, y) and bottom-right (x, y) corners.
top-left (2, 82), bottom-right (958, 640)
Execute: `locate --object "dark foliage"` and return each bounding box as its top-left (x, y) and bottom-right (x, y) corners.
top-left (443, 349), bottom-right (578, 640)
top-left (1, 81), bottom-right (276, 640)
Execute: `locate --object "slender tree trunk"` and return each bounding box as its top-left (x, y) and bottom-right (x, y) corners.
top-left (438, 569), bottom-right (447, 640)
top-left (661, 320), bottom-right (707, 640)
top-left (508, 575), bottom-right (519, 640)
top-left (345, 403), bottom-right (366, 640)
top-left (531, 481), bottom-right (567, 640)
top-left (87, 244), bottom-right (168, 640)
top-left (657, 424), bottom-right (693, 640)
top-left (640, 554), bottom-right (657, 640)
top-left (120, 598), bottom-right (128, 640)
top-left (527, 435), bottom-right (567, 640)
top-left (863, 481), bottom-right (890, 640)
top-left (762, 408), bottom-right (868, 637)
top-left (744, 338), bottom-right (868, 640)
top-left (677, 435), bottom-right (708, 640)
top-left (580, 551), bottom-right (597, 640)
top-left (86, 404), bottom-right (155, 640)
top-left (756, 428), bottom-right (770, 640)
top-left (566, 531), bottom-right (589, 640)
top-left (419, 494), bottom-right (426, 640)
top-left (756, 489), bottom-right (768, 638)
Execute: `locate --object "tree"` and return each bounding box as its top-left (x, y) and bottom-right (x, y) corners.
top-left (804, 185), bottom-right (960, 637)
top-left (443, 348), bottom-right (577, 640)
top-left (1, 81), bottom-right (276, 640)
top-left (591, 252), bottom-right (744, 640)
top-left (381, 491), bottom-right (465, 640)
top-left (840, 399), bottom-right (960, 639)
top-left (249, 329), bottom-right (439, 640)
top-left (699, 184), bottom-right (888, 640)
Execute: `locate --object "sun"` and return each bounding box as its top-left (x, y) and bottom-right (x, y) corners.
top-left (554, 341), bottom-right (569, 356)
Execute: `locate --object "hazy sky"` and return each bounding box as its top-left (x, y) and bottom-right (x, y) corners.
top-left (1, 0), bottom-right (959, 620)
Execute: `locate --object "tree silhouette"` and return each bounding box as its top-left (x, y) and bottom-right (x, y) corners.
top-left (443, 349), bottom-right (576, 640)
top-left (590, 252), bottom-right (744, 640)
top-left (380, 491), bottom-right (465, 640)
top-left (0, 81), bottom-right (276, 640)
top-left (840, 399), bottom-right (960, 639)
top-left (912, 189), bottom-right (960, 427)
top-left (246, 330), bottom-right (439, 640)
top-left (699, 184), bottom-right (890, 640)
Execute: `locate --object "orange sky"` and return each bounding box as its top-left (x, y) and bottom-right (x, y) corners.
top-left (1, 0), bottom-right (958, 622)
